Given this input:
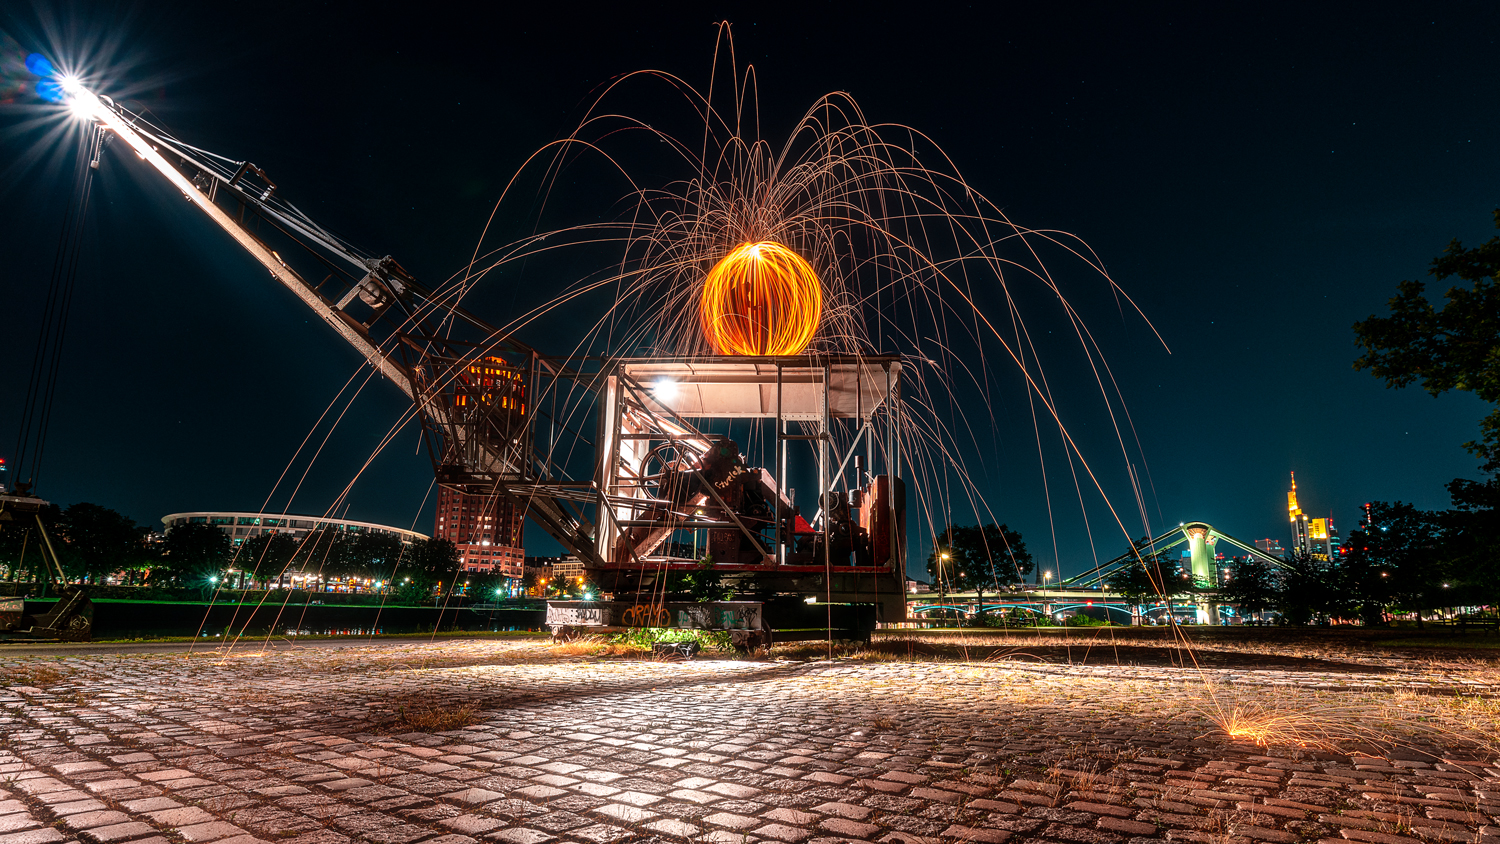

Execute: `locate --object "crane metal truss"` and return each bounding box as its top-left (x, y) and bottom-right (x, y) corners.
top-left (587, 357), bottom-right (906, 613)
top-left (77, 88), bottom-right (909, 616)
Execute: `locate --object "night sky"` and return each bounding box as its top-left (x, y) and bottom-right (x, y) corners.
top-left (3, 2), bottom-right (1498, 579)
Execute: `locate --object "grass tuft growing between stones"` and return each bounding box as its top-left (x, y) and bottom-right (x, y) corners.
top-left (0, 660), bottom-right (69, 688)
top-left (374, 695), bottom-right (483, 733)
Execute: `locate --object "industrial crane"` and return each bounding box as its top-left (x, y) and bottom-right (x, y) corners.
top-left (55, 75), bottom-right (909, 624)
top-left (59, 79), bottom-right (599, 565)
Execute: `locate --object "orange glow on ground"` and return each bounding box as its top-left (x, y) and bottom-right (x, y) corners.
top-left (700, 241), bottom-right (822, 355)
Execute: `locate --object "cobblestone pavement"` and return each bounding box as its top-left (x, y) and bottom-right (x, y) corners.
top-left (1, 640), bottom-right (1497, 844)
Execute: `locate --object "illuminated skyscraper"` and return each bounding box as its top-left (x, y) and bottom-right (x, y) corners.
top-left (1307, 517), bottom-right (1340, 561)
top-left (1286, 472), bottom-right (1339, 562)
top-left (1288, 472), bottom-right (1310, 556)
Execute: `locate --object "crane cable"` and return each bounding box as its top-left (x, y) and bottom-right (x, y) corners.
top-left (11, 122), bottom-right (104, 492)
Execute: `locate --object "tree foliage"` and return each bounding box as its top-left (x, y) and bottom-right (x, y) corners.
top-left (233, 533), bottom-right (301, 585)
top-left (1274, 551), bottom-right (1341, 625)
top-left (1438, 476), bottom-right (1500, 607)
top-left (1217, 555), bottom-right (1279, 614)
top-left (54, 503), bottom-right (148, 582)
top-left (392, 537), bottom-right (460, 600)
top-left (927, 522), bottom-right (1032, 606)
top-left (160, 522), bottom-right (231, 586)
top-left (1339, 502), bottom-right (1441, 625)
top-left (1354, 209), bottom-right (1500, 470)
top-left (1105, 537), bottom-right (1188, 605)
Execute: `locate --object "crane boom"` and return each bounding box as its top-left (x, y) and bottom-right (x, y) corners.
top-left (70, 87), bottom-right (419, 397)
top-left (67, 82), bottom-right (605, 565)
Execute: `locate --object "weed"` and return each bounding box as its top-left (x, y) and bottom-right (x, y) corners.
top-left (0, 662), bottom-right (69, 688)
top-left (373, 696), bottom-right (483, 734)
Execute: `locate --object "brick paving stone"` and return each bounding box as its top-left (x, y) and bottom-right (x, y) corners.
top-left (939, 825), bottom-right (1011, 843)
top-left (1339, 831), bottom-right (1425, 844)
top-left (214, 836), bottom-right (274, 844)
top-left (58, 812), bottom-right (131, 831)
top-left (147, 807), bottom-right (218, 826)
top-left (1099, 817), bottom-right (1158, 835)
top-left (52, 763), bottom-right (106, 776)
top-left (1228, 824), bottom-right (1298, 842)
top-left (317, 779), bottom-right (373, 792)
top-left (485, 829), bottom-right (552, 844)
top-left (176, 822), bottom-right (251, 842)
top-left (754, 823), bottom-right (815, 842)
top-left (813, 802), bottom-right (872, 820)
top-left (80, 822), bottom-right (159, 843)
top-left (5, 640), bottom-right (1500, 844)
top-left (0, 819), bottom-right (36, 835)
top-left (440, 789), bottom-right (505, 806)
top-left (438, 816), bottom-right (504, 835)
top-left (805, 773), bottom-right (853, 785)
top-left (664, 788), bottom-right (716, 804)
top-left (139, 769), bottom-right (194, 782)
top-left (703, 812), bottom-right (760, 830)
top-left (642, 818), bottom-right (699, 838)
top-left (0, 832), bottom-right (66, 844)
top-left (566, 823), bottom-right (632, 844)
top-left (705, 783), bottom-right (761, 799)
top-left (968, 799), bottom-right (1021, 814)
top-left (765, 809), bottom-right (820, 825)
top-left (821, 817), bottom-right (880, 837)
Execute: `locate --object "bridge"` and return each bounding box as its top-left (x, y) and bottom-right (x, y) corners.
top-left (904, 587), bottom-right (1235, 625)
top-left (1062, 521), bottom-right (1287, 589)
top-left (908, 521), bottom-right (1289, 625)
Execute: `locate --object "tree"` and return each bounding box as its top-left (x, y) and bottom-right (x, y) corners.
top-left (1353, 214), bottom-right (1500, 617)
top-left (1106, 539), bottom-right (1187, 621)
top-left (1218, 555), bottom-right (1279, 616)
top-left (160, 522), bottom-right (231, 587)
top-left (465, 571), bottom-right (509, 601)
top-left (55, 503), bottom-right (148, 583)
top-left (1437, 476), bottom-right (1500, 608)
top-left (354, 532), bottom-right (407, 582)
top-left (1275, 551), bottom-right (1341, 625)
top-left (1339, 502), bottom-right (1441, 626)
top-left (393, 538), bottom-right (460, 601)
top-left (1354, 210), bottom-right (1500, 471)
top-left (927, 523), bottom-right (1032, 615)
top-left (234, 534), bottom-right (299, 588)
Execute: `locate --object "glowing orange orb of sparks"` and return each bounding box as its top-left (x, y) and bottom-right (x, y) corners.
top-left (699, 241), bottom-right (822, 355)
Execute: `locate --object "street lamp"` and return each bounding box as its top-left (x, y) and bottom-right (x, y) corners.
top-left (937, 551), bottom-right (952, 626)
